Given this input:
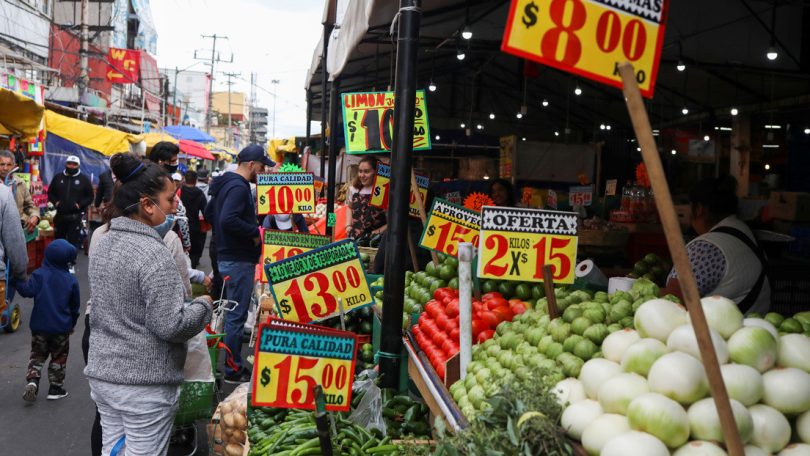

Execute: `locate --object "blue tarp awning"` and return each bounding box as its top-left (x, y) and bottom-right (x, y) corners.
top-left (164, 125), bottom-right (216, 143)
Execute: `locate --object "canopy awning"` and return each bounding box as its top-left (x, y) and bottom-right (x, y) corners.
top-left (142, 132), bottom-right (179, 149)
top-left (179, 139), bottom-right (216, 160)
top-left (164, 125), bottom-right (216, 143)
top-left (0, 88), bottom-right (44, 140)
top-left (45, 110), bottom-right (142, 156)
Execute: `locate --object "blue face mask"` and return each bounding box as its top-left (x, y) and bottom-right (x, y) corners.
top-left (153, 214), bottom-right (176, 238)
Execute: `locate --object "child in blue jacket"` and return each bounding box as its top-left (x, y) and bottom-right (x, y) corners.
top-left (16, 239), bottom-right (80, 401)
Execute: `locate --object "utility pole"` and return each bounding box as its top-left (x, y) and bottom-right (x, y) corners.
top-left (223, 72), bottom-right (240, 148)
top-left (196, 34), bottom-right (231, 133)
top-left (77, 0), bottom-right (90, 105)
top-left (271, 79), bottom-right (280, 140)
top-left (249, 72), bottom-right (257, 143)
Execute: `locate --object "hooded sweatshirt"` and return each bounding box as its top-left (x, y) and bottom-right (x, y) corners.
top-left (16, 239), bottom-right (80, 334)
top-left (207, 171), bottom-right (260, 263)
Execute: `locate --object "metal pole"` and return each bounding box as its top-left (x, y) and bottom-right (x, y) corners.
top-left (204, 34), bottom-right (219, 134)
top-left (227, 79), bottom-right (232, 147)
top-left (379, 0), bottom-right (421, 389)
top-left (319, 25), bottom-right (331, 181)
top-left (458, 242), bottom-right (473, 378)
top-left (325, 78), bottom-right (340, 238)
top-left (172, 66), bottom-right (179, 124)
top-left (78, 0), bottom-right (89, 105)
top-left (305, 89), bottom-right (313, 148)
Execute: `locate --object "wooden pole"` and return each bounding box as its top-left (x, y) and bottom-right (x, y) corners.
top-left (542, 265), bottom-right (559, 320)
top-left (618, 62), bottom-right (744, 456)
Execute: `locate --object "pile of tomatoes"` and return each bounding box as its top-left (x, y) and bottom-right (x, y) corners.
top-left (411, 288), bottom-right (530, 380)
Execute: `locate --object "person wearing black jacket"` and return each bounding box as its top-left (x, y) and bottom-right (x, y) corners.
top-left (179, 170), bottom-right (207, 268)
top-left (94, 169), bottom-right (114, 209)
top-left (48, 156), bottom-right (93, 249)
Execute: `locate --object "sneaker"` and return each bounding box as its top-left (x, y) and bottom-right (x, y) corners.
top-left (46, 385), bottom-right (69, 400)
top-left (23, 382), bottom-right (38, 402)
top-left (224, 369), bottom-right (251, 384)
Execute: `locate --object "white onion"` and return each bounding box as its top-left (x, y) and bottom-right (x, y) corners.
top-left (601, 430), bottom-right (670, 456)
top-left (581, 413), bottom-right (630, 456)
top-left (748, 404), bottom-right (791, 453)
top-left (798, 410), bottom-right (810, 444)
top-left (648, 352), bottom-right (709, 405)
top-left (720, 364), bottom-right (764, 406)
top-left (744, 446), bottom-right (770, 456)
top-left (578, 358), bottom-right (622, 400)
top-left (635, 299), bottom-right (688, 342)
top-left (744, 318), bottom-right (780, 340)
top-left (621, 338), bottom-right (670, 377)
top-left (673, 441), bottom-right (728, 456)
top-left (602, 329), bottom-right (641, 363)
top-left (777, 334), bottom-right (810, 373)
top-left (627, 392), bottom-right (690, 448)
top-left (667, 324), bottom-right (729, 364)
top-left (687, 398), bottom-right (753, 444)
top-left (561, 399), bottom-right (602, 440)
top-left (698, 295), bottom-right (744, 339)
top-left (762, 368), bottom-right (810, 415)
top-left (728, 327), bottom-right (778, 372)
top-left (779, 444), bottom-right (810, 456)
top-left (598, 373), bottom-right (649, 414)
top-left (552, 378), bottom-right (587, 406)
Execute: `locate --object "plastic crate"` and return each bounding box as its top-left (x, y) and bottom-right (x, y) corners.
top-left (768, 260), bottom-right (810, 314)
top-left (174, 381), bottom-right (215, 426)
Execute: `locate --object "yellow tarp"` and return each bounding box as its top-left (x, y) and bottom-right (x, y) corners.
top-left (0, 88), bottom-right (44, 140)
top-left (142, 132), bottom-right (178, 149)
top-left (268, 137), bottom-right (298, 163)
top-left (45, 110), bottom-right (143, 156)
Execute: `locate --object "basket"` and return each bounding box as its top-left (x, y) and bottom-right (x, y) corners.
top-left (175, 381), bottom-right (216, 426)
top-left (577, 229), bottom-right (630, 248)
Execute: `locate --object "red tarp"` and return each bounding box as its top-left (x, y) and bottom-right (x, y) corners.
top-left (179, 140), bottom-right (215, 160)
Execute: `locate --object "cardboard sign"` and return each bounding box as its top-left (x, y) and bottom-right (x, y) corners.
top-left (264, 239), bottom-right (373, 324)
top-left (569, 185), bottom-right (594, 207)
top-left (252, 318), bottom-right (356, 412)
top-left (419, 198), bottom-right (481, 257)
top-left (106, 48), bottom-right (140, 84)
top-left (501, 0), bottom-right (669, 98)
top-left (605, 179), bottom-right (617, 196)
top-left (342, 90), bottom-right (431, 154)
top-left (478, 206), bottom-right (578, 284)
top-left (260, 230), bottom-right (331, 283)
top-left (370, 162), bottom-right (429, 219)
top-left (257, 173), bottom-right (316, 215)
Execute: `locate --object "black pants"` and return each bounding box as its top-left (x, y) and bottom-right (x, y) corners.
top-left (209, 234), bottom-right (225, 300)
top-left (81, 314), bottom-right (102, 456)
top-left (54, 213), bottom-right (82, 250)
top-left (189, 229), bottom-right (207, 269)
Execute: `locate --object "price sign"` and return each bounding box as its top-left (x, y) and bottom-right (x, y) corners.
top-left (478, 206), bottom-right (579, 284)
top-left (370, 162), bottom-right (429, 219)
top-left (260, 230), bottom-right (331, 283)
top-left (501, 0), bottom-right (669, 98)
top-left (569, 185), bottom-right (594, 207)
top-left (605, 179), bottom-right (617, 196)
top-left (252, 319), bottom-right (356, 412)
top-left (547, 190), bottom-right (558, 209)
top-left (342, 90), bottom-right (432, 154)
top-left (257, 173), bottom-right (316, 215)
top-left (419, 198), bottom-right (481, 257)
top-left (264, 239), bottom-right (373, 324)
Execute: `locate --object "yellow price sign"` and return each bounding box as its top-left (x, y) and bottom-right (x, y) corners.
top-left (260, 230), bottom-right (331, 283)
top-left (257, 172), bottom-right (316, 215)
top-left (501, 0), bottom-right (669, 98)
top-left (419, 198), bottom-right (481, 257)
top-left (478, 206), bottom-right (579, 284)
top-left (264, 240), bottom-right (373, 324)
top-left (342, 90), bottom-right (431, 154)
top-left (370, 162), bottom-right (429, 219)
top-left (251, 320), bottom-right (356, 412)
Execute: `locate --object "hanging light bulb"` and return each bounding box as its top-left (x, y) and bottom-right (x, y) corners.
top-left (574, 85), bottom-right (582, 96)
top-left (704, 135), bottom-right (710, 141)
top-left (676, 60), bottom-right (686, 72)
top-left (521, 137), bottom-right (526, 141)
top-left (765, 163), bottom-right (771, 170)
top-left (606, 125), bottom-right (611, 131)
top-left (461, 25), bottom-right (473, 40)
top-left (428, 80), bottom-right (437, 92)
top-left (541, 99), bottom-right (549, 107)
top-left (489, 112), bottom-right (495, 120)
top-left (456, 50), bottom-right (466, 61)
top-left (730, 107), bottom-right (739, 116)
top-left (460, 122), bottom-right (466, 128)
top-left (682, 107), bottom-right (689, 115)
top-left (554, 131), bottom-right (559, 136)
top-left (476, 123), bottom-right (483, 130)
top-left (516, 112), bottom-right (523, 119)
top-left (804, 128), bottom-right (810, 134)
top-left (435, 135), bottom-right (440, 141)
top-left (600, 124), bottom-right (605, 130)
top-left (766, 45), bottom-right (778, 61)
top-left (671, 149), bottom-right (677, 155)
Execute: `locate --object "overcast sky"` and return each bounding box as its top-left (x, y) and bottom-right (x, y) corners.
top-left (152, 0), bottom-right (324, 139)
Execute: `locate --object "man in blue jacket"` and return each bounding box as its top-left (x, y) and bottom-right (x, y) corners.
top-left (209, 144), bottom-right (274, 383)
top-left (16, 239), bottom-right (80, 401)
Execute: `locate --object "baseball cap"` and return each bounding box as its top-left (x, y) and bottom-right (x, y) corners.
top-left (274, 214), bottom-right (293, 230)
top-left (171, 172), bottom-right (182, 182)
top-left (237, 144), bottom-right (275, 168)
top-left (66, 155), bottom-right (81, 165)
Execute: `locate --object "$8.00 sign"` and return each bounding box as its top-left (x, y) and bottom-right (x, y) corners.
top-left (251, 319), bottom-right (356, 412)
top-left (370, 162), bottom-right (429, 219)
top-left (260, 230), bottom-right (331, 283)
top-left (501, 0), bottom-right (669, 98)
top-left (419, 198), bottom-right (481, 257)
top-left (478, 206), bottom-right (579, 284)
top-left (342, 90), bottom-right (431, 154)
top-left (257, 173), bottom-right (316, 215)
top-left (264, 239), bottom-right (373, 324)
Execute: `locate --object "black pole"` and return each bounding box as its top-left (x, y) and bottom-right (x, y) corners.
top-left (319, 25), bottom-right (331, 183)
top-left (325, 77), bottom-right (340, 237)
top-left (379, 0), bottom-right (421, 390)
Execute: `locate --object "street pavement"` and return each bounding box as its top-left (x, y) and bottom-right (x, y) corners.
top-left (0, 238), bottom-right (239, 455)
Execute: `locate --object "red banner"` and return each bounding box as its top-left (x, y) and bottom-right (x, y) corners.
top-left (106, 48), bottom-right (140, 84)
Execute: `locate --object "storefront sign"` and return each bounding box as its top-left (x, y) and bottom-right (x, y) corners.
top-left (499, 136), bottom-right (516, 178)
top-left (370, 162), bottom-right (429, 219)
top-left (419, 199), bottom-right (481, 257)
top-left (501, 0), bottom-right (669, 98)
top-left (260, 230), bottom-right (331, 283)
top-left (264, 239), bottom-right (373, 324)
top-left (252, 319), bottom-right (356, 412)
top-left (341, 90), bottom-right (432, 154)
top-left (257, 173), bottom-right (316, 215)
top-left (569, 185), bottom-right (594, 207)
top-left (478, 207), bottom-right (578, 284)
top-left (605, 179), bottom-right (617, 196)
top-left (106, 48), bottom-right (141, 84)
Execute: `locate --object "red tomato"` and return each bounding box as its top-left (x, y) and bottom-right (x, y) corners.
top-left (477, 329), bottom-right (495, 344)
top-left (434, 288), bottom-right (456, 304)
top-left (492, 306), bottom-right (514, 322)
top-left (480, 311), bottom-right (503, 329)
top-left (445, 298), bottom-right (460, 318)
top-left (471, 319), bottom-right (486, 336)
top-left (482, 292), bottom-right (504, 301)
top-left (450, 327), bottom-right (460, 341)
top-left (436, 363), bottom-right (446, 380)
top-left (508, 298), bottom-right (523, 307)
top-left (434, 314), bottom-right (449, 331)
top-left (511, 302), bottom-right (528, 315)
top-left (432, 330), bottom-right (448, 346)
top-left (421, 321), bottom-right (437, 339)
top-left (472, 301), bottom-right (484, 313)
top-left (486, 297), bottom-right (509, 311)
top-left (425, 300), bottom-right (443, 319)
top-left (441, 338), bottom-right (455, 355)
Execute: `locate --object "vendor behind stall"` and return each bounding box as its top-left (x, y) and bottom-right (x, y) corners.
top-left (664, 176), bottom-right (770, 314)
top-left (0, 149), bottom-right (39, 232)
top-left (345, 155), bottom-right (386, 239)
top-left (489, 178), bottom-right (516, 207)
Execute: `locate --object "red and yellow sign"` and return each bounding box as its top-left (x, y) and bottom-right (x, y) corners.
top-left (260, 230), bottom-right (331, 283)
top-left (370, 162), bottom-right (429, 219)
top-left (419, 199), bottom-right (481, 257)
top-left (501, 0), bottom-right (669, 98)
top-left (341, 90), bottom-right (431, 154)
top-left (264, 240), bottom-right (373, 324)
top-left (257, 172), bottom-right (316, 215)
top-left (478, 206), bottom-right (579, 284)
top-left (251, 319), bottom-right (356, 412)
top-left (106, 48), bottom-right (141, 84)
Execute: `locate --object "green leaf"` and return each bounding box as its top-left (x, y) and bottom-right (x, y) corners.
top-left (506, 416), bottom-right (520, 446)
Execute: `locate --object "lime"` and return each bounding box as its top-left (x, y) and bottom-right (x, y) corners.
top-left (448, 277), bottom-right (459, 289)
top-left (633, 262), bottom-right (649, 276)
top-left (765, 312), bottom-right (785, 327)
top-left (515, 283), bottom-right (532, 300)
top-left (532, 285), bottom-right (545, 300)
top-left (780, 317), bottom-right (803, 333)
top-left (439, 264), bottom-right (456, 281)
top-left (644, 253), bottom-right (660, 265)
top-left (482, 280), bottom-right (498, 294)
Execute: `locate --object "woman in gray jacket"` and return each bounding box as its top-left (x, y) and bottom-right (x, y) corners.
top-left (85, 153), bottom-right (212, 456)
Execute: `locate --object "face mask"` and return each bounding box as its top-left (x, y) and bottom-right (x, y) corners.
top-left (65, 167), bottom-right (79, 176)
top-left (153, 214), bottom-right (176, 238)
top-left (163, 163), bottom-right (179, 174)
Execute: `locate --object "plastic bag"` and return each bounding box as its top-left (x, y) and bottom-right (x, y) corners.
top-left (348, 370), bottom-right (387, 435)
top-left (209, 383), bottom-right (249, 455)
top-left (184, 330), bottom-right (214, 382)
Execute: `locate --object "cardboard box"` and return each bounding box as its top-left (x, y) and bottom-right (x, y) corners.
top-left (769, 192), bottom-right (810, 222)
